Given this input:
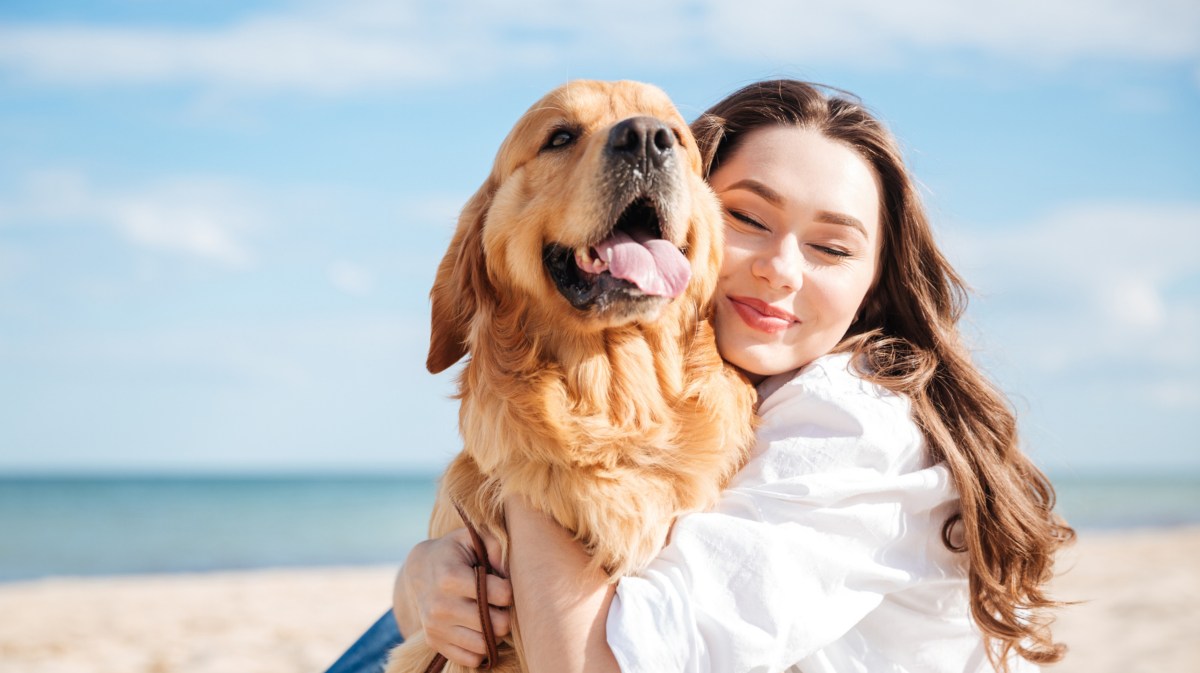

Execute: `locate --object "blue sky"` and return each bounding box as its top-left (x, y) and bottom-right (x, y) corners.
top-left (1, 0), bottom-right (1197, 474)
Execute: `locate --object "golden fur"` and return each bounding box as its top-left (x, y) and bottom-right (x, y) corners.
top-left (386, 80), bottom-right (756, 673)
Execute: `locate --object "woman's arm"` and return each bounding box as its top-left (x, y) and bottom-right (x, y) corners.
top-left (393, 528), bottom-right (514, 667)
top-left (505, 497), bottom-right (621, 673)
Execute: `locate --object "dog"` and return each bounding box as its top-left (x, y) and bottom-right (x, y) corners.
top-left (386, 80), bottom-right (757, 673)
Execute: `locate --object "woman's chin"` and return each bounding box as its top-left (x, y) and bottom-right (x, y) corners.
top-left (721, 345), bottom-right (799, 383)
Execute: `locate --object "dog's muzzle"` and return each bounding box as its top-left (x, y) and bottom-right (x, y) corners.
top-left (543, 116), bottom-right (691, 314)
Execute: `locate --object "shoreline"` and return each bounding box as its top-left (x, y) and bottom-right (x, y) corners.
top-left (1, 526), bottom-right (1197, 672)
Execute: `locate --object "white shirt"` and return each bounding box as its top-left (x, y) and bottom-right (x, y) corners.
top-left (606, 353), bottom-right (1032, 673)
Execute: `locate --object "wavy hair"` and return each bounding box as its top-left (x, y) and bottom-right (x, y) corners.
top-left (692, 80), bottom-right (1075, 669)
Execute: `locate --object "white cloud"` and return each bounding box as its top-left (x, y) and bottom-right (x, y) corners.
top-left (0, 18), bottom-right (438, 94)
top-left (0, 0), bottom-right (550, 94)
top-left (1146, 380), bottom-right (1200, 410)
top-left (0, 0), bottom-right (1196, 94)
top-left (942, 201), bottom-right (1200, 376)
top-left (1102, 276), bottom-right (1166, 331)
top-left (114, 199), bottom-right (253, 268)
top-left (1, 170), bottom-right (260, 267)
top-left (714, 0), bottom-right (1200, 66)
top-left (328, 259), bottom-right (374, 295)
top-left (947, 201), bottom-right (1200, 292)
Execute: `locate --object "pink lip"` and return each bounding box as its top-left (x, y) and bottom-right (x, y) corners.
top-left (727, 295), bottom-right (798, 334)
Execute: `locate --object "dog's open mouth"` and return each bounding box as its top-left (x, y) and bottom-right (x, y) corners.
top-left (544, 198), bottom-right (690, 311)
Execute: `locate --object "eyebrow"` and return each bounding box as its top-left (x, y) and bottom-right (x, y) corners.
top-left (725, 178), bottom-right (785, 206)
top-left (724, 178), bottom-right (869, 237)
top-left (814, 211), bottom-right (868, 238)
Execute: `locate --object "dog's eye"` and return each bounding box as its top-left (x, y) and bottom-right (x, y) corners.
top-left (545, 129), bottom-right (575, 150)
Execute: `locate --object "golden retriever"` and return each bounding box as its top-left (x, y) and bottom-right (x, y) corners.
top-left (386, 80), bottom-right (756, 673)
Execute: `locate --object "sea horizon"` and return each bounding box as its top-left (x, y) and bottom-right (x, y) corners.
top-left (2, 470), bottom-right (1197, 584)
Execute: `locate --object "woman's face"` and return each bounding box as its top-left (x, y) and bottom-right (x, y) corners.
top-left (710, 125), bottom-right (883, 382)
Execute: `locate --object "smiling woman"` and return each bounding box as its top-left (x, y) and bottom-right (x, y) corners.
top-left (710, 124), bottom-right (883, 383)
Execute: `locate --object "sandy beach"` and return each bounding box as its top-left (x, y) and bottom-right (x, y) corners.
top-left (1, 526), bottom-right (1196, 673)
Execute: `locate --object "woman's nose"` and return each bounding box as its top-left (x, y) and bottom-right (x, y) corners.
top-left (751, 237), bottom-right (803, 290)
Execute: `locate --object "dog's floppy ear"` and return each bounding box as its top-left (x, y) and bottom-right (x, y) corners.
top-left (427, 178), bottom-right (496, 374)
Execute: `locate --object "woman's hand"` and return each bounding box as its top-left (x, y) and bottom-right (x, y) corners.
top-left (393, 527), bottom-right (513, 668)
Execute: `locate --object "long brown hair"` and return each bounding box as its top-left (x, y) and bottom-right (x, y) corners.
top-left (693, 79), bottom-right (1075, 668)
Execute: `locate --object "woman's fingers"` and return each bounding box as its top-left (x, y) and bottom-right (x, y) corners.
top-left (480, 528), bottom-right (508, 576)
top-left (486, 573), bottom-right (514, 607)
top-left (424, 590), bottom-right (483, 630)
top-left (489, 605), bottom-right (512, 638)
top-left (426, 575), bottom-right (511, 638)
top-left (431, 528), bottom-right (512, 611)
top-left (432, 641), bottom-right (487, 669)
top-left (426, 621), bottom-right (501, 664)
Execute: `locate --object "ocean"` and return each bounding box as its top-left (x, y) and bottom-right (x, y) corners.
top-left (1, 472), bottom-right (1197, 583)
top-left (0, 474), bottom-right (437, 583)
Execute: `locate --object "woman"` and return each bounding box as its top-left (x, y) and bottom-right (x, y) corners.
top-left (333, 80), bottom-right (1073, 673)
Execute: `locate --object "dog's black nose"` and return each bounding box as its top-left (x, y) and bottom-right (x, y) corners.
top-left (607, 116), bottom-right (676, 169)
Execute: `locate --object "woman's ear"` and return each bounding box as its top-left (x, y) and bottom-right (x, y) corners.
top-left (427, 178), bottom-right (496, 374)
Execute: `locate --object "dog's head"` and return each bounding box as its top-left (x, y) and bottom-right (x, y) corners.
top-left (428, 80), bottom-right (722, 373)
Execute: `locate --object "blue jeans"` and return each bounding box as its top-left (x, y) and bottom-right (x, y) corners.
top-left (325, 609), bottom-right (404, 673)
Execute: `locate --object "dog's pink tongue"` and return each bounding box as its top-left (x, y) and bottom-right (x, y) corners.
top-left (596, 231), bottom-right (690, 298)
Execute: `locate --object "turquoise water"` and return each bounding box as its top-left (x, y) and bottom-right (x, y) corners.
top-left (0, 473), bottom-right (1196, 582)
top-left (0, 475), bottom-right (437, 582)
top-left (1050, 473), bottom-right (1200, 531)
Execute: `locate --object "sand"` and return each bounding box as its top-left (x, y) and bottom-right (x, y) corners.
top-left (1047, 526), bottom-right (1200, 672)
top-left (0, 566), bottom-right (396, 673)
top-left (1, 527), bottom-right (1196, 673)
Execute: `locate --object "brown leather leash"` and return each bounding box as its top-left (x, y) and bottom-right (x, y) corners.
top-left (422, 502), bottom-right (501, 673)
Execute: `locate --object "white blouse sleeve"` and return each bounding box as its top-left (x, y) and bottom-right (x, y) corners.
top-left (605, 354), bottom-right (963, 673)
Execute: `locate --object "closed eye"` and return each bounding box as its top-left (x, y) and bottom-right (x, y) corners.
top-left (726, 209), bottom-right (768, 231)
top-left (811, 245), bottom-right (852, 258)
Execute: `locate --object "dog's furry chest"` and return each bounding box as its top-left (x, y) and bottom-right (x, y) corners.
top-left (458, 338), bottom-right (687, 472)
